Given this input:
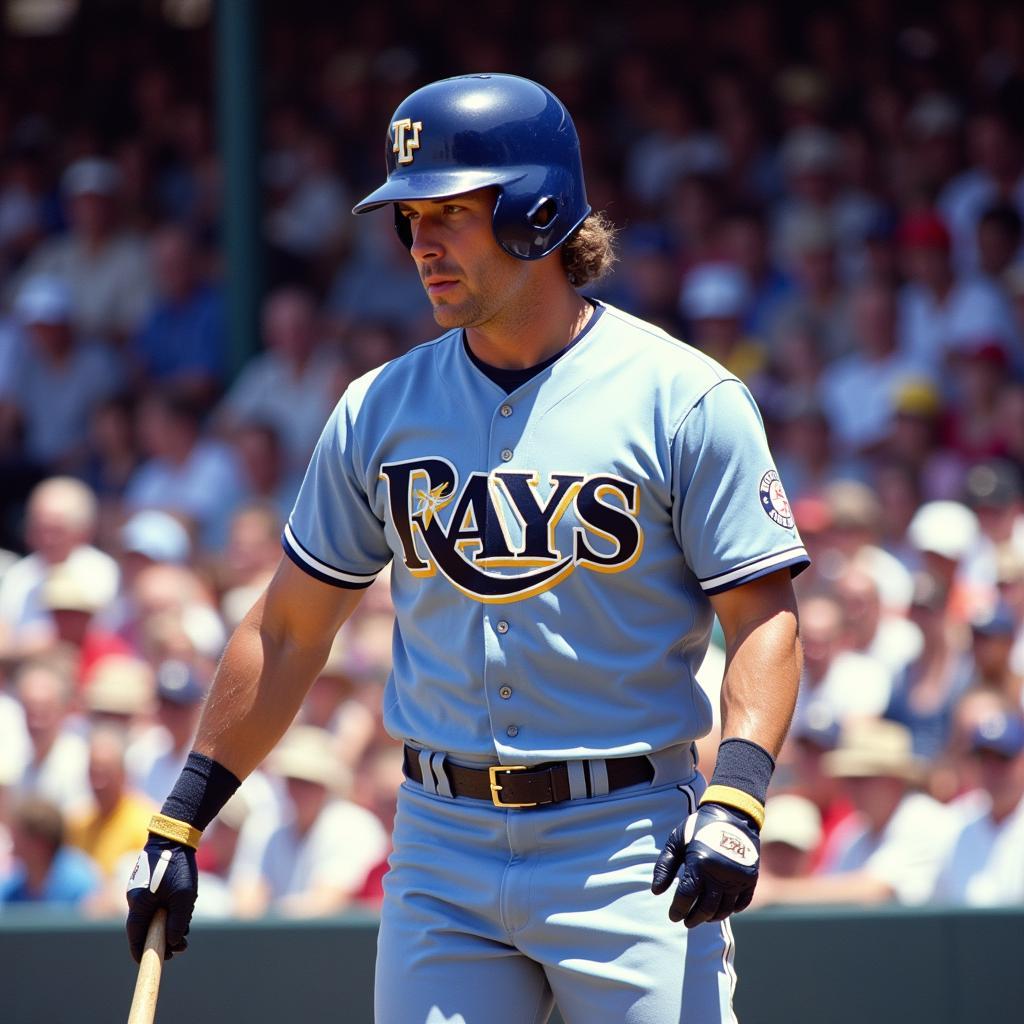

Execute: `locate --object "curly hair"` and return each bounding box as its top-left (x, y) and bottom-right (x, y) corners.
top-left (561, 211), bottom-right (618, 288)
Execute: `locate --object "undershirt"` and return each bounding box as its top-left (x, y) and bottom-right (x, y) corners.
top-left (463, 302), bottom-right (603, 394)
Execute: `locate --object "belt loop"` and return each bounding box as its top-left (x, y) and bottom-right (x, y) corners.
top-left (430, 751), bottom-right (454, 798)
top-left (566, 760), bottom-right (588, 800)
top-left (417, 748), bottom-right (439, 795)
top-left (589, 758), bottom-right (610, 796)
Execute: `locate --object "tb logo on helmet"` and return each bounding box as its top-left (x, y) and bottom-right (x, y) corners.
top-left (391, 118), bottom-right (423, 165)
top-left (380, 457), bottom-right (644, 603)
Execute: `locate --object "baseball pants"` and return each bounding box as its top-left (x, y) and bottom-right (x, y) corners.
top-left (375, 747), bottom-right (737, 1024)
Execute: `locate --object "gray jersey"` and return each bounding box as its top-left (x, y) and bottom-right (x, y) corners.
top-left (284, 302), bottom-right (807, 762)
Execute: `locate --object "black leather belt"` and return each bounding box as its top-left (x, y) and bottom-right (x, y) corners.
top-left (403, 745), bottom-right (654, 808)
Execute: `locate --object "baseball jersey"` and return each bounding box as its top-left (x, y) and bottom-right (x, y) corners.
top-left (283, 301), bottom-right (808, 762)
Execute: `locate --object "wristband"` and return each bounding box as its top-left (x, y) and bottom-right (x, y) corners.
top-left (161, 751), bottom-right (242, 832)
top-left (148, 813), bottom-right (203, 849)
top-left (700, 785), bottom-right (766, 830)
top-left (701, 737), bottom-right (776, 830)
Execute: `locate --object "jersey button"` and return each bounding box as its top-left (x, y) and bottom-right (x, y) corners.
top-left (506, 725), bottom-right (519, 738)
top-left (499, 685), bottom-right (512, 699)
top-left (496, 620), bottom-right (510, 634)
top-left (500, 448), bottom-right (514, 462)
top-left (500, 404), bottom-right (513, 418)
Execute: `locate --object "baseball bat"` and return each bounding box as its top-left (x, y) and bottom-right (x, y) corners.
top-left (127, 909), bottom-right (167, 1024)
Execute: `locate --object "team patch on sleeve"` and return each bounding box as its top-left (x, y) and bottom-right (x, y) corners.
top-left (758, 470), bottom-right (794, 530)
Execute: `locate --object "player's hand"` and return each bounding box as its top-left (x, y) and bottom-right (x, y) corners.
top-left (651, 801), bottom-right (760, 928)
top-left (125, 835), bottom-right (198, 962)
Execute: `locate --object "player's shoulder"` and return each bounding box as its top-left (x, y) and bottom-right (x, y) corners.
top-left (595, 301), bottom-right (738, 391)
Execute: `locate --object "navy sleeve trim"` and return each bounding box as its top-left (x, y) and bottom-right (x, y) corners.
top-left (700, 548), bottom-right (810, 595)
top-left (281, 524), bottom-right (379, 589)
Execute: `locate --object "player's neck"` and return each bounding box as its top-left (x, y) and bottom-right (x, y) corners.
top-left (465, 281), bottom-right (592, 370)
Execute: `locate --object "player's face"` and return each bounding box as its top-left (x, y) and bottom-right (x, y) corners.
top-left (399, 188), bottom-right (531, 330)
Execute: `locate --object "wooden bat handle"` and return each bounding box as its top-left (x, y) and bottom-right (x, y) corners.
top-left (128, 908), bottom-right (167, 1024)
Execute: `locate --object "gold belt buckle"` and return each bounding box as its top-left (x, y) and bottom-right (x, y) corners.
top-left (488, 765), bottom-right (536, 808)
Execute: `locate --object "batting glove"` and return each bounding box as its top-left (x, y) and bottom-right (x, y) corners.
top-left (125, 835), bottom-right (198, 963)
top-left (651, 802), bottom-right (760, 928)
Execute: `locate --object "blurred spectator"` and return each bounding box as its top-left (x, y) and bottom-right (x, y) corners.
top-left (938, 110), bottom-right (1024, 276)
top-left (758, 719), bottom-right (956, 906)
top-left (0, 477), bottom-right (118, 658)
top-left (216, 503), bottom-right (284, 629)
top-left (215, 288), bottom-right (343, 472)
top-left (230, 726), bottom-right (387, 918)
top-left (79, 394), bottom-right (143, 508)
top-left (112, 562), bottom-right (225, 673)
top-left (772, 402), bottom-right (860, 502)
top-left (127, 660), bottom-right (204, 806)
top-left (679, 263), bottom-right (766, 388)
top-left (340, 322), bottom-right (403, 381)
top-left (717, 205), bottom-right (793, 337)
top-left (769, 209), bottom-right (849, 359)
top-left (231, 421), bottom-right (301, 524)
top-left (0, 797), bottom-right (100, 906)
top-left (594, 225), bottom-right (681, 334)
top-left (265, 127), bottom-right (350, 279)
top-left (881, 384), bottom-right (953, 499)
top-left (938, 347), bottom-right (1008, 463)
top-left (976, 203), bottom-right (1023, 283)
top-left (325, 213), bottom-right (432, 337)
top-left (835, 562), bottom-right (922, 676)
top-left (796, 593), bottom-right (893, 729)
top-left (772, 126), bottom-right (883, 282)
top-left (897, 210), bottom-right (1018, 370)
top-left (352, 742), bottom-right (405, 904)
top-left (884, 571), bottom-right (973, 759)
top-left (0, 149), bottom-right (45, 274)
top-left (905, 499), bottom-right (981, 618)
top-left (126, 388), bottom-right (244, 549)
top-left (779, 709), bottom-right (854, 872)
top-left (11, 157), bottom-right (153, 341)
top-left (82, 655), bottom-right (156, 731)
top-left (759, 793), bottom-right (822, 879)
top-left (37, 560), bottom-right (133, 678)
top-left (0, 275), bottom-right (122, 470)
top-left (66, 725), bottom-right (155, 877)
top-left (133, 224), bottom-right (226, 405)
top-left (818, 280), bottom-right (932, 455)
top-left (194, 790), bottom-right (252, 917)
top-left (12, 656), bottom-right (90, 813)
top-left (965, 601), bottom-right (1022, 705)
top-left (932, 707), bottom-right (1024, 905)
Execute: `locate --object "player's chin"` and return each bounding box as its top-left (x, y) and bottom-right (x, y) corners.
top-left (430, 299), bottom-right (476, 329)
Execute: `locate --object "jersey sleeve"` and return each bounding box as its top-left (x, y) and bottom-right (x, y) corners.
top-left (672, 378), bottom-right (809, 595)
top-left (282, 392), bottom-right (392, 589)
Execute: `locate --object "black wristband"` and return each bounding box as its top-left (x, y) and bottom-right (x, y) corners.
top-left (160, 751), bottom-right (242, 833)
top-left (709, 737), bottom-right (775, 806)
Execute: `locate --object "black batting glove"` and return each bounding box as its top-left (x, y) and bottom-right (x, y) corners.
top-left (125, 835), bottom-right (199, 962)
top-left (651, 801), bottom-right (760, 928)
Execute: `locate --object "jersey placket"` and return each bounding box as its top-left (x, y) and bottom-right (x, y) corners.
top-left (483, 395), bottom-right (526, 757)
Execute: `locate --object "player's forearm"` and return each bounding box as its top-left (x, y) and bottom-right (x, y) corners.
top-left (718, 603), bottom-right (801, 758)
top-left (192, 595), bottom-right (335, 781)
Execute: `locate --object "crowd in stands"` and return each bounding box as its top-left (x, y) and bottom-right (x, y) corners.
top-left (2, 2), bottom-right (1024, 917)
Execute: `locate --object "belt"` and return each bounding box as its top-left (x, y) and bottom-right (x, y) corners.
top-left (403, 745), bottom-right (654, 809)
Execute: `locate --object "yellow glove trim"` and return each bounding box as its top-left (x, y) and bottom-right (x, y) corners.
top-left (148, 813), bottom-right (203, 849)
top-left (700, 784), bottom-right (766, 830)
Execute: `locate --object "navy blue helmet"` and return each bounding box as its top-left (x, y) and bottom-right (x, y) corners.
top-left (352, 74), bottom-right (591, 260)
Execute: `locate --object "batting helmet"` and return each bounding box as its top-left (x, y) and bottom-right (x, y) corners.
top-left (352, 73), bottom-right (591, 260)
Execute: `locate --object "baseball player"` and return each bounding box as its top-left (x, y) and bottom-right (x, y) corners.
top-left (126, 74), bottom-right (807, 1023)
